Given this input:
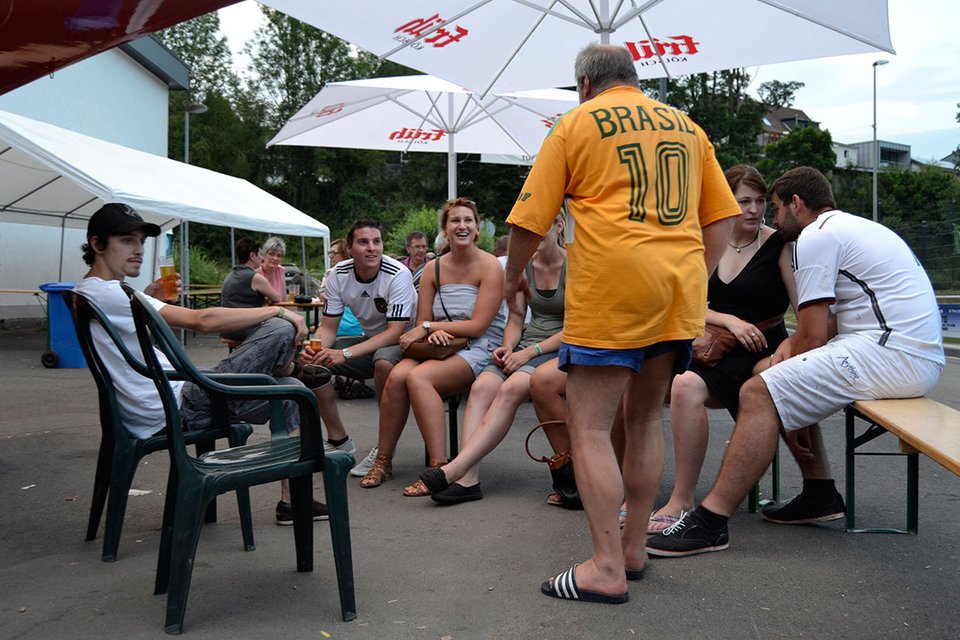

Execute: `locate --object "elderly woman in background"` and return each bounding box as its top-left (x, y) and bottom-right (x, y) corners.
top-left (258, 236), bottom-right (287, 298)
top-left (359, 197), bottom-right (506, 496)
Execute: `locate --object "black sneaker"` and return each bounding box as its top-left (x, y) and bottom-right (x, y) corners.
top-left (275, 500), bottom-right (329, 525)
top-left (645, 509), bottom-right (729, 557)
top-left (760, 490), bottom-right (845, 525)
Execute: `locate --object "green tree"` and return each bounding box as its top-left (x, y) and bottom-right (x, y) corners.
top-left (245, 8), bottom-right (378, 129)
top-left (954, 102), bottom-right (959, 169)
top-left (156, 15), bottom-right (248, 268)
top-left (647, 70), bottom-right (765, 168)
top-left (879, 166), bottom-right (960, 223)
top-left (756, 125), bottom-right (835, 182)
top-left (757, 80), bottom-right (805, 109)
top-left (155, 13), bottom-right (241, 162)
top-left (243, 9), bottom-right (396, 230)
top-left (155, 13), bottom-right (235, 100)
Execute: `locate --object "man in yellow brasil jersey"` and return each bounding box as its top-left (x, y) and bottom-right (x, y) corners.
top-left (505, 44), bottom-right (740, 605)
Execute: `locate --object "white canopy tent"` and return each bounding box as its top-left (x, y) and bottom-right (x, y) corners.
top-left (0, 110), bottom-right (328, 300)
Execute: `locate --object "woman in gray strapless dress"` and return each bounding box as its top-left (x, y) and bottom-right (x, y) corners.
top-left (418, 215), bottom-right (567, 505)
top-left (359, 198), bottom-right (507, 496)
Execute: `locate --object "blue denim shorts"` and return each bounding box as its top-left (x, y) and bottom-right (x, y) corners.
top-left (558, 340), bottom-right (692, 376)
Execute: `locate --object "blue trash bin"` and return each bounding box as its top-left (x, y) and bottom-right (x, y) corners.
top-left (38, 282), bottom-right (86, 368)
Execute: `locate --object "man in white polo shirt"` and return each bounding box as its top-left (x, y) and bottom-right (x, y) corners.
top-left (302, 219), bottom-right (417, 476)
top-left (647, 166), bottom-right (944, 557)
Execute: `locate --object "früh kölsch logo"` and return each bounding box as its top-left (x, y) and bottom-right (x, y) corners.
top-left (624, 35), bottom-right (701, 67)
top-left (394, 14), bottom-right (470, 50)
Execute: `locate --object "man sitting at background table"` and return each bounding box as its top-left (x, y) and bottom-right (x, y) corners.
top-left (301, 219), bottom-right (417, 477)
top-left (221, 236), bottom-right (283, 340)
top-left (400, 231), bottom-right (429, 275)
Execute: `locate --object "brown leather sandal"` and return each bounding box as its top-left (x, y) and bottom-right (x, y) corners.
top-left (360, 454), bottom-right (392, 488)
top-left (403, 460), bottom-right (444, 497)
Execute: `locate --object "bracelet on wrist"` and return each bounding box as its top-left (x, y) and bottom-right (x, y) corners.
top-left (533, 343), bottom-right (542, 356)
top-left (276, 307), bottom-right (285, 318)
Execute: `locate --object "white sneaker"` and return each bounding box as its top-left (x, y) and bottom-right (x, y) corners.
top-left (331, 436), bottom-right (357, 456)
top-left (349, 446), bottom-right (380, 477)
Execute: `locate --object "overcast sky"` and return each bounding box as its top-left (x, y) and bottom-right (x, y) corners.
top-left (219, 0), bottom-right (959, 162)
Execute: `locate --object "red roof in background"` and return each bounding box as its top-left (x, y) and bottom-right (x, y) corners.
top-left (0, 0), bottom-right (239, 96)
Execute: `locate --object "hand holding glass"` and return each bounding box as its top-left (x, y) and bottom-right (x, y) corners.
top-left (159, 255), bottom-right (178, 300)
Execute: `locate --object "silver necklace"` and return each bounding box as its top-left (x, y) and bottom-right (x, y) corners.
top-left (728, 227), bottom-right (761, 253)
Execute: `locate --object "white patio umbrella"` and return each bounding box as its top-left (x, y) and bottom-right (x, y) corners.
top-left (267, 74), bottom-right (577, 199)
top-left (262, 0), bottom-right (894, 96)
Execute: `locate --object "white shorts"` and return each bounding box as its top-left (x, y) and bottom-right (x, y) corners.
top-left (760, 333), bottom-right (942, 431)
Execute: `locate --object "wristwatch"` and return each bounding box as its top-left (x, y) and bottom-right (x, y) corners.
top-left (422, 321), bottom-right (432, 333)
top-left (342, 348), bottom-right (353, 361)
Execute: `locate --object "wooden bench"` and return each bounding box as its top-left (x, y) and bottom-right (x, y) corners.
top-left (845, 398), bottom-right (960, 533)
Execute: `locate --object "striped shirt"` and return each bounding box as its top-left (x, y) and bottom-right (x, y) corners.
top-left (322, 254), bottom-right (416, 336)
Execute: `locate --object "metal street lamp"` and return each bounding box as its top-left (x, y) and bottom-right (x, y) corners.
top-left (180, 103), bottom-right (207, 317)
top-left (872, 59), bottom-right (888, 222)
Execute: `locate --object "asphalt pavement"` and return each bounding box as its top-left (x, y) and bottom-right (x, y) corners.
top-left (1, 325), bottom-right (958, 639)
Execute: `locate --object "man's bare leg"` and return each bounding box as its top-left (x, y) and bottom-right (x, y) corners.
top-left (373, 359), bottom-right (393, 399)
top-left (314, 382), bottom-right (348, 442)
top-left (700, 376), bottom-right (781, 517)
top-left (619, 353), bottom-right (675, 572)
top-left (747, 356), bottom-right (843, 523)
top-left (653, 371), bottom-right (713, 518)
top-left (752, 358), bottom-right (833, 481)
top-left (783, 424), bottom-right (832, 478)
top-left (558, 362), bottom-right (630, 596)
top-left (645, 374), bottom-right (781, 556)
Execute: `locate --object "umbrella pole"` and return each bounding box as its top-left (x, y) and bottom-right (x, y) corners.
top-left (439, 93), bottom-right (456, 234)
top-left (301, 236), bottom-right (307, 295)
top-left (448, 93), bottom-right (457, 201)
top-left (178, 219), bottom-right (187, 344)
top-left (230, 228), bottom-right (235, 266)
top-left (448, 141), bottom-right (456, 201)
top-left (600, 0), bottom-right (610, 44)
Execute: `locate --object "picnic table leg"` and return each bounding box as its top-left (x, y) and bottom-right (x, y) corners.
top-left (845, 406), bottom-right (857, 531)
top-left (901, 440), bottom-right (919, 534)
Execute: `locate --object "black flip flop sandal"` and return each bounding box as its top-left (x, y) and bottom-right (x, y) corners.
top-left (540, 565), bottom-right (628, 604)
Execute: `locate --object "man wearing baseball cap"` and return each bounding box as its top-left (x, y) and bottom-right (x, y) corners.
top-left (74, 202), bottom-right (334, 525)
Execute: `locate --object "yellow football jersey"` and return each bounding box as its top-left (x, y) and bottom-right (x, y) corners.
top-left (508, 85), bottom-right (740, 349)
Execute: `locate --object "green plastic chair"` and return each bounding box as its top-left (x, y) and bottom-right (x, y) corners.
top-left (128, 291), bottom-right (356, 634)
top-left (65, 290), bottom-right (257, 562)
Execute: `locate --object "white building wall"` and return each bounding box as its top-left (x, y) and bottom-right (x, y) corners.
top-left (0, 49), bottom-right (170, 320)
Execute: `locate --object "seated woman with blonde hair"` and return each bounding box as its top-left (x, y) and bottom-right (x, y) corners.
top-left (359, 197), bottom-right (507, 495)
